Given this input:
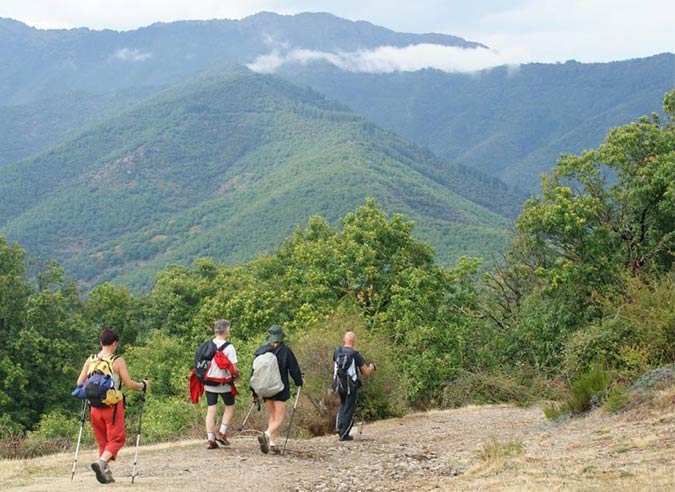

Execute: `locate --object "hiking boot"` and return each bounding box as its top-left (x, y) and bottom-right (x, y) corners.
top-left (258, 431), bottom-right (270, 454)
top-left (215, 430), bottom-right (230, 446)
top-left (206, 439), bottom-right (219, 450)
top-left (91, 460), bottom-right (111, 484)
top-left (339, 434), bottom-right (354, 441)
top-left (270, 444), bottom-right (280, 455)
top-left (104, 466), bottom-right (115, 483)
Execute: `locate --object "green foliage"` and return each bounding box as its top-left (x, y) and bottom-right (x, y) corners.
top-left (85, 283), bottom-right (143, 346)
top-left (140, 397), bottom-right (198, 443)
top-left (603, 384), bottom-right (631, 413)
top-left (567, 362), bottom-right (612, 414)
top-left (124, 331), bottom-right (193, 399)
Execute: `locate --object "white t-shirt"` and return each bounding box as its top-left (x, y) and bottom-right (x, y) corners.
top-left (206, 338), bottom-right (238, 394)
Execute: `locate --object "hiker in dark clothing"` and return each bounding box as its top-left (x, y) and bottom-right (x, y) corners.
top-left (334, 331), bottom-right (375, 441)
top-left (252, 324), bottom-right (303, 454)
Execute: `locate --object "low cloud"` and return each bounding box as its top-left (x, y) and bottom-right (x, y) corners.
top-left (113, 48), bottom-right (153, 62)
top-left (247, 43), bottom-right (524, 74)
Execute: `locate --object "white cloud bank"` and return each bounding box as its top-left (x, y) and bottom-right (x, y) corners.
top-left (113, 48), bottom-right (152, 62)
top-left (247, 44), bottom-right (526, 74)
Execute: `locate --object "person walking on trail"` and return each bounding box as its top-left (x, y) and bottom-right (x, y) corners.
top-left (333, 331), bottom-right (375, 441)
top-left (252, 324), bottom-right (303, 455)
top-left (201, 319), bottom-right (240, 449)
top-left (75, 328), bottom-right (149, 484)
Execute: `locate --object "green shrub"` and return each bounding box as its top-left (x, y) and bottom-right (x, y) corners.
top-left (442, 367), bottom-right (565, 408)
top-left (567, 362), bottom-right (612, 414)
top-left (603, 384), bottom-right (630, 413)
top-left (139, 396), bottom-right (197, 443)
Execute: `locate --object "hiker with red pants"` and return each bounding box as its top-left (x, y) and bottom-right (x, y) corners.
top-left (75, 328), bottom-right (149, 484)
top-left (252, 324), bottom-right (303, 454)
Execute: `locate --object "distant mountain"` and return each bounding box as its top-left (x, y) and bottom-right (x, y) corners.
top-left (2, 14), bottom-right (672, 193)
top-left (280, 53), bottom-right (675, 191)
top-left (0, 67), bottom-right (513, 289)
top-left (0, 13), bottom-right (482, 105)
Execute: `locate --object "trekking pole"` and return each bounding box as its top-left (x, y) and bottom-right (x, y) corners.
top-left (236, 401), bottom-right (256, 432)
top-left (131, 386), bottom-right (147, 484)
top-left (70, 399), bottom-right (88, 480)
top-left (282, 386), bottom-right (301, 455)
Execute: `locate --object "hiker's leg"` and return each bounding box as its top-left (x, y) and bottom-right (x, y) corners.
top-left (267, 400), bottom-right (286, 443)
top-left (218, 392), bottom-right (235, 442)
top-left (206, 404), bottom-right (218, 433)
top-left (90, 408), bottom-right (108, 458)
top-left (264, 398), bottom-right (276, 437)
top-left (205, 391), bottom-right (219, 437)
top-left (103, 403), bottom-right (126, 460)
top-left (221, 398), bottom-right (235, 426)
top-left (339, 390), bottom-right (358, 439)
top-left (336, 391), bottom-right (347, 436)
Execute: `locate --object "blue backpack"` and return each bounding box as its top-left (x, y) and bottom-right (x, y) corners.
top-left (72, 355), bottom-right (123, 408)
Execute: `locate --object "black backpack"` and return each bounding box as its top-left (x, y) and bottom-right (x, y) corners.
top-left (333, 347), bottom-right (359, 395)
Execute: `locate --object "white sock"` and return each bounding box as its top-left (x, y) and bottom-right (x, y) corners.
top-left (219, 424), bottom-right (228, 434)
top-left (207, 432), bottom-right (215, 441)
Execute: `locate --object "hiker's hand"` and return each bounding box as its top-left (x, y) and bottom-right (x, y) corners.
top-left (141, 379), bottom-right (149, 391)
top-left (370, 363), bottom-right (376, 372)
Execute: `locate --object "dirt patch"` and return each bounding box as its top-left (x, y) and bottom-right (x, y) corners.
top-left (1, 403), bottom-right (674, 491)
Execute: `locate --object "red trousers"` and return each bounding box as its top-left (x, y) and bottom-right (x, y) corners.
top-left (90, 402), bottom-right (126, 460)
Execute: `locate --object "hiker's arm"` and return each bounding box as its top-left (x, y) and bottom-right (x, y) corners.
top-left (360, 362), bottom-right (376, 376)
top-left (76, 358), bottom-right (91, 384)
top-left (288, 350), bottom-right (303, 386)
top-left (114, 358), bottom-right (149, 391)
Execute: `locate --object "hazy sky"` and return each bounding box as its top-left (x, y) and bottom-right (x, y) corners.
top-left (1, 0), bottom-right (674, 64)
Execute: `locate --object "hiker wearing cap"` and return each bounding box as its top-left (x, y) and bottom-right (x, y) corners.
top-left (201, 319), bottom-right (240, 449)
top-left (252, 324), bottom-right (303, 454)
top-left (333, 331), bottom-right (375, 441)
top-left (75, 328), bottom-right (149, 484)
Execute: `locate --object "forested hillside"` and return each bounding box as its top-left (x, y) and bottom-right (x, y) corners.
top-left (1, 90), bottom-right (674, 458)
top-left (282, 53), bottom-right (675, 191)
top-left (0, 88), bottom-right (160, 168)
top-left (0, 66), bottom-right (517, 289)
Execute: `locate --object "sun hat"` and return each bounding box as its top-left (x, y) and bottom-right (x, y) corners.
top-left (266, 324), bottom-right (285, 343)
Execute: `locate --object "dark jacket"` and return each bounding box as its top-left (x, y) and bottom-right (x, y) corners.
top-left (253, 342), bottom-right (303, 401)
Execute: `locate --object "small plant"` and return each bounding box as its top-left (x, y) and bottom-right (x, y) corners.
top-left (603, 384), bottom-right (630, 413)
top-left (478, 435), bottom-right (524, 462)
top-left (568, 362), bottom-right (612, 414)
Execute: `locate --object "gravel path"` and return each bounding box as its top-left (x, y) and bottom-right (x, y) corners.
top-left (1, 403), bottom-right (674, 491)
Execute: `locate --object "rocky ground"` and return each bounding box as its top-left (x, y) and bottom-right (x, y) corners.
top-left (1, 396), bottom-right (674, 491)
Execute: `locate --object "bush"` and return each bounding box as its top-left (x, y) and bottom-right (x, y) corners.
top-left (554, 362), bottom-right (613, 415)
top-left (442, 367), bottom-right (565, 408)
top-left (139, 396), bottom-right (198, 443)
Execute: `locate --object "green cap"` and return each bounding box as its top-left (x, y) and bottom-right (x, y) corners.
top-left (266, 324), bottom-right (285, 343)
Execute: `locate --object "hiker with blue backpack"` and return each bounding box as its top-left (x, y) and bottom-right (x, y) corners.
top-left (73, 328), bottom-right (149, 484)
top-left (250, 324), bottom-right (303, 454)
top-left (193, 319), bottom-right (240, 449)
top-left (333, 331), bottom-right (375, 441)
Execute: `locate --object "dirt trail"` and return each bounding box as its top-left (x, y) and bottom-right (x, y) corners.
top-left (1, 403), bottom-right (674, 491)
